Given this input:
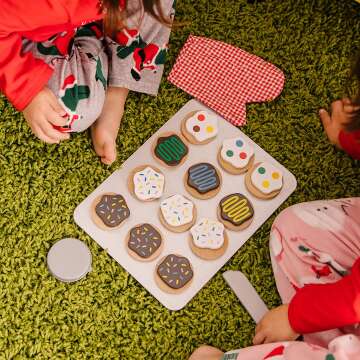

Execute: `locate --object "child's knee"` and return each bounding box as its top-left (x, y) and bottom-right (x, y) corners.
top-left (188, 345), bottom-right (224, 360)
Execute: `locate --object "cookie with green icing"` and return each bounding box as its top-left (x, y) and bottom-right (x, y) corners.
top-left (155, 254), bottom-right (194, 293)
top-left (152, 132), bottom-right (189, 167)
top-left (92, 193), bottom-right (130, 230)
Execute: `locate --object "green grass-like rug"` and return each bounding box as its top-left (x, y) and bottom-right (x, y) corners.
top-left (1, 1), bottom-right (360, 358)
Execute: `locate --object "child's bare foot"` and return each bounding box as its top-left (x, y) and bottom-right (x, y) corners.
top-left (188, 345), bottom-right (224, 360)
top-left (91, 87), bottom-right (129, 165)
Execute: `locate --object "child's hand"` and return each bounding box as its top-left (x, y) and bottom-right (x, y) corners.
top-left (252, 304), bottom-right (299, 345)
top-left (319, 98), bottom-right (359, 148)
top-left (23, 87), bottom-right (70, 144)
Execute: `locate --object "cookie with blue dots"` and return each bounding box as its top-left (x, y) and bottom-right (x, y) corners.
top-left (218, 137), bottom-right (255, 174)
top-left (245, 162), bottom-right (283, 199)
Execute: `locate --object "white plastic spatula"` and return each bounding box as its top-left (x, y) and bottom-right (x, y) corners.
top-left (223, 270), bottom-right (268, 323)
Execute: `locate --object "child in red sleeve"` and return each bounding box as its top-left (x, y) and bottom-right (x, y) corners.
top-left (320, 56), bottom-right (360, 160)
top-left (0, 0), bottom-right (174, 164)
top-left (189, 198), bottom-right (360, 360)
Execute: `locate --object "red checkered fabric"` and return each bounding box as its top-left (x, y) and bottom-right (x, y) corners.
top-left (168, 35), bottom-right (285, 126)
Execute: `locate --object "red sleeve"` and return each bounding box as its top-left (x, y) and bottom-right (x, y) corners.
top-left (0, 32), bottom-right (53, 110)
top-left (288, 258), bottom-right (360, 334)
top-left (339, 129), bottom-right (360, 160)
top-left (0, 1), bottom-right (70, 110)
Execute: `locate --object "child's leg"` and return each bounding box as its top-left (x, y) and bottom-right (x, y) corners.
top-left (25, 23), bottom-right (108, 133)
top-left (188, 345), bottom-right (224, 360)
top-left (189, 339), bottom-right (360, 360)
top-left (269, 197), bottom-right (360, 346)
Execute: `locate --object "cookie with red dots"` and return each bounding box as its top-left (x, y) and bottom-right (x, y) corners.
top-left (245, 162), bottom-right (283, 199)
top-left (218, 137), bottom-right (255, 174)
top-left (181, 110), bottom-right (218, 144)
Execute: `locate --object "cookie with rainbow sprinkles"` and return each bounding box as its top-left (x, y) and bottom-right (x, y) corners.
top-left (181, 110), bottom-right (218, 144)
top-left (152, 132), bottom-right (189, 167)
top-left (159, 194), bottom-right (196, 232)
top-left (245, 162), bottom-right (283, 199)
top-left (218, 136), bottom-right (255, 174)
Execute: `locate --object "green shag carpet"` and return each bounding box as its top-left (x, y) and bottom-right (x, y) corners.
top-left (1, 0), bottom-right (360, 358)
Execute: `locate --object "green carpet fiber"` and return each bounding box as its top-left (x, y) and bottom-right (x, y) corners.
top-left (1, 0), bottom-right (360, 358)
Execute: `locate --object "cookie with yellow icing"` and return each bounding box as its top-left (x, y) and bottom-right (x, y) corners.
top-left (128, 165), bottom-right (165, 202)
top-left (245, 162), bottom-right (283, 199)
top-left (189, 218), bottom-right (228, 260)
top-left (218, 137), bottom-right (255, 174)
top-left (217, 193), bottom-right (254, 231)
top-left (181, 110), bottom-right (218, 144)
top-left (159, 194), bottom-right (196, 232)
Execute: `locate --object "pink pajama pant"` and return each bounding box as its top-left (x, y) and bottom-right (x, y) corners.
top-left (224, 197), bottom-right (360, 360)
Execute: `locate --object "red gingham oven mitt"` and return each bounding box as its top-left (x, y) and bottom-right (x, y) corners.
top-left (168, 35), bottom-right (285, 126)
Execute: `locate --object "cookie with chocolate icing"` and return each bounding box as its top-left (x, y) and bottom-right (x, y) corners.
top-left (245, 162), bottom-right (283, 199)
top-left (126, 223), bottom-right (163, 262)
top-left (184, 162), bottom-right (222, 199)
top-left (155, 254), bottom-right (194, 293)
top-left (181, 110), bottom-right (218, 145)
top-left (189, 218), bottom-right (229, 260)
top-left (152, 132), bottom-right (189, 167)
top-left (92, 193), bottom-right (130, 230)
top-left (218, 193), bottom-right (254, 231)
top-left (128, 164), bottom-right (165, 202)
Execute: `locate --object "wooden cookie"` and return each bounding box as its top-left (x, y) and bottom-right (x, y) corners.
top-left (189, 218), bottom-right (228, 260)
top-left (218, 193), bottom-right (254, 231)
top-left (155, 254), bottom-right (194, 294)
top-left (127, 165), bottom-right (165, 202)
top-left (152, 132), bottom-right (189, 167)
top-left (126, 223), bottom-right (163, 262)
top-left (245, 162), bottom-right (283, 199)
top-left (180, 110), bottom-right (218, 145)
top-left (184, 162), bottom-right (222, 199)
top-left (91, 193), bottom-right (130, 230)
top-left (159, 194), bottom-right (196, 232)
top-left (218, 137), bottom-right (255, 174)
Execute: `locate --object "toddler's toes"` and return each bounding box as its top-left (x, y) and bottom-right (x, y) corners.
top-left (319, 108), bottom-right (331, 128)
top-left (101, 140), bottom-right (117, 165)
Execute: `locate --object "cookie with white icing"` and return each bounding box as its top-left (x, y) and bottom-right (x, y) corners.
top-left (184, 162), bottom-right (222, 199)
top-left (218, 193), bottom-right (254, 231)
top-left (91, 192), bottom-right (130, 230)
top-left (128, 165), bottom-right (165, 202)
top-left (155, 254), bottom-right (194, 293)
top-left (159, 194), bottom-right (196, 232)
top-left (189, 218), bottom-right (228, 260)
top-left (181, 110), bottom-right (218, 144)
top-left (218, 137), bottom-right (255, 174)
top-left (152, 132), bottom-right (189, 167)
top-left (245, 162), bottom-right (283, 199)
top-left (126, 223), bottom-right (163, 262)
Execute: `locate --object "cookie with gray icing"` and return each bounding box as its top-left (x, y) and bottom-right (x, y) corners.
top-left (184, 162), bottom-right (222, 199)
top-left (92, 193), bottom-right (130, 230)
